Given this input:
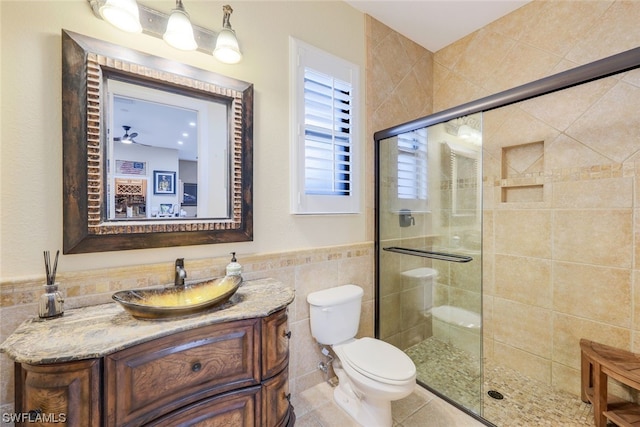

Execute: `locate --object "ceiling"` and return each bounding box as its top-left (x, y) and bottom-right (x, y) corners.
top-left (345, 0), bottom-right (531, 52)
top-left (112, 95), bottom-right (199, 161)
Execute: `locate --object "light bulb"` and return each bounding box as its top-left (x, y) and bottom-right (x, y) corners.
top-left (214, 28), bottom-right (242, 64)
top-left (99, 0), bottom-right (142, 33)
top-left (163, 1), bottom-right (197, 51)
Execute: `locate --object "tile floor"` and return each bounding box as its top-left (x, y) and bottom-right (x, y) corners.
top-left (482, 360), bottom-right (594, 426)
top-left (406, 337), bottom-right (596, 426)
top-left (292, 335), bottom-right (600, 426)
top-left (291, 382), bottom-right (486, 427)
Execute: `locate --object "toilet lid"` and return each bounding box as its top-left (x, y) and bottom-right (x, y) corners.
top-left (341, 337), bottom-right (415, 383)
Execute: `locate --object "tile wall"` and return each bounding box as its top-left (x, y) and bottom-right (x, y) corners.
top-left (365, 16), bottom-right (436, 350)
top-left (434, 0), bottom-right (640, 396)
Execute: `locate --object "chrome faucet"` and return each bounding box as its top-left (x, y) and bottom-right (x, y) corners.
top-left (175, 258), bottom-right (187, 287)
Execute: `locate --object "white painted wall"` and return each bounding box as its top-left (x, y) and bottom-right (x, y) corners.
top-left (0, 0), bottom-right (366, 278)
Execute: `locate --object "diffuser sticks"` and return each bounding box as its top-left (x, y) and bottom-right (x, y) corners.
top-left (40, 250), bottom-right (64, 318)
top-left (43, 250), bottom-right (60, 286)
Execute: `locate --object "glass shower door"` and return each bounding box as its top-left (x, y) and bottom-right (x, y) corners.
top-left (376, 113), bottom-right (483, 414)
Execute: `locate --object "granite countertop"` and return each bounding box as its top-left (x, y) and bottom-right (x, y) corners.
top-left (0, 278), bottom-right (294, 365)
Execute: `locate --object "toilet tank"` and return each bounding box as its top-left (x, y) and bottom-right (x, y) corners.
top-left (307, 284), bottom-right (363, 345)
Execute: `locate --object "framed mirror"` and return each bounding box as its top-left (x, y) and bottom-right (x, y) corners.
top-left (62, 30), bottom-right (253, 254)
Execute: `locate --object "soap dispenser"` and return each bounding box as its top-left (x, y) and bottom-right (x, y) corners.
top-left (226, 252), bottom-right (243, 277)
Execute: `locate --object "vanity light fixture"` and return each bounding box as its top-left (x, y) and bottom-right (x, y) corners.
top-left (163, 0), bottom-right (197, 51)
top-left (98, 0), bottom-right (142, 33)
top-left (457, 125), bottom-right (482, 145)
top-left (213, 5), bottom-right (242, 64)
top-left (87, 1), bottom-right (243, 63)
top-left (444, 119), bottom-right (482, 146)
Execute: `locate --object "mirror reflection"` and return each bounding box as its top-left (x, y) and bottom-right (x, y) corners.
top-left (441, 114), bottom-right (482, 221)
top-left (444, 142), bottom-right (480, 216)
top-left (61, 30), bottom-right (253, 254)
top-left (107, 79), bottom-right (230, 220)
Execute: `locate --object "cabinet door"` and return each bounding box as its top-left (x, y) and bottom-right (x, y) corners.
top-left (262, 309), bottom-right (290, 379)
top-left (15, 359), bottom-right (100, 427)
top-left (147, 386), bottom-right (260, 427)
top-left (262, 367), bottom-right (292, 427)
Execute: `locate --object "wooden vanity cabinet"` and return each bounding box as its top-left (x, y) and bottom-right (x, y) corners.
top-left (13, 309), bottom-right (293, 427)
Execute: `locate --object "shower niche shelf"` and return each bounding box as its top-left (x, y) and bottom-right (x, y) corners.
top-left (500, 141), bottom-right (544, 203)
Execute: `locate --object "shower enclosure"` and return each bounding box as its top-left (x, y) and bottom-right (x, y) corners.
top-left (375, 47), bottom-right (640, 425)
top-left (376, 114), bottom-right (483, 414)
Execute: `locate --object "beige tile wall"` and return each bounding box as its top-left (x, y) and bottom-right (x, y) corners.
top-left (0, 243), bottom-right (373, 414)
top-left (365, 12), bottom-right (434, 247)
top-left (435, 0), bottom-right (640, 397)
top-left (365, 16), bottom-right (435, 350)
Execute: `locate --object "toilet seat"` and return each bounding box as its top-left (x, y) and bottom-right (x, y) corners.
top-left (339, 337), bottom-right (415, 385)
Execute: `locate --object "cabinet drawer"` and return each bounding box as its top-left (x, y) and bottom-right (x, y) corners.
top-left (262, 367), bottom-right (292, 427)
top-left (262, 309), bottom-right (290, 379)
top-left (147, 385), bottom-right (260, 427)
top-left (105, 319), bottom-right (260, 426)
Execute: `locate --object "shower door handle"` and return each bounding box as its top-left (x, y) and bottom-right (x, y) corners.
top-left (383, 247), bottom-right (473, 263)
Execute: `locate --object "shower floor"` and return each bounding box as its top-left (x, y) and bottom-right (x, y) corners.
top-left (405, 337), bottom-right (595, 426)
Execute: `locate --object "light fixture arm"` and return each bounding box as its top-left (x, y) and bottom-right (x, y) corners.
top-left (222, 5), bottom-right (233, 29)
top-left (213, 4), bottom-right (242, 64)
top-left (87, 0), bottom-right (218, 54)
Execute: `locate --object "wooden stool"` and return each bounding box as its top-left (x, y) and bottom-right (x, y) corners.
top-left (580, 339), bottom-right (640, 426)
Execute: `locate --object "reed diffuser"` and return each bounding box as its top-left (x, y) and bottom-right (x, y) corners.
top-left (39, 250), bottom-right (64, 319)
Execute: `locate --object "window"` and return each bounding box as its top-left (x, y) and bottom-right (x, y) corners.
top-left (397, 129), bottom-right (428, 201)
top-left (290, 37), bottom-right (360, 214)
top-left (386, 129), bottom-right (429, 214)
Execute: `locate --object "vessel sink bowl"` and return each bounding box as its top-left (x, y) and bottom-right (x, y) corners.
top-left (113, 275), bottom-right (242, 319)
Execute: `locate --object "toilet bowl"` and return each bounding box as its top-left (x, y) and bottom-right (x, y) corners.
top-left (307, 285), bottom-right (416, 427)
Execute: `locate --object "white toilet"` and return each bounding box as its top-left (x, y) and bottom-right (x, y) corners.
top-left (307, 285), bottom-right (416, 427)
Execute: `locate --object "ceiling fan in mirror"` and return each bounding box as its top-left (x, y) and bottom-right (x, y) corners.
top-left (114, 125), bottom-right (150, 146)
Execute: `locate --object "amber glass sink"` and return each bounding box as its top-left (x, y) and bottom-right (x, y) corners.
top-left (113, 275), bottom-right (242, 319)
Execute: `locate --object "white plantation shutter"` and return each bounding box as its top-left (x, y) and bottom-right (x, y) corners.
top-left (291, 37), bottom-right (360, 214)
top-left (397, 128), bottom-right (428, 200)
top-left (304, 69), bottom-right (352, 196)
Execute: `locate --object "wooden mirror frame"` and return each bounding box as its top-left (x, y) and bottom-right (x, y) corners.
top-left (62, 30), bottom-right (253, 254)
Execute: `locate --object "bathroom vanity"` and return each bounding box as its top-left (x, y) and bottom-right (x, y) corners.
top-left (1, 278), bottom-right (295, 426)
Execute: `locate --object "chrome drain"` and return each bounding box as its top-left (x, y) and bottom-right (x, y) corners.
top-left (487, 390), bottom-right (504, 400)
